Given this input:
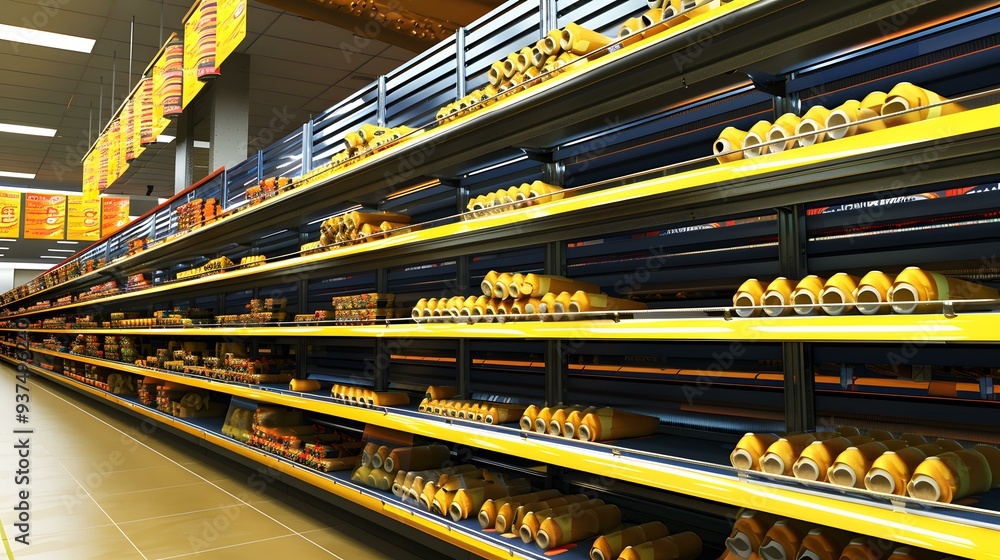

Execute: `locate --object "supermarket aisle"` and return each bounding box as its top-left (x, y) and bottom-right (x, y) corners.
top-left (0, 365), bottom-right (431, 560)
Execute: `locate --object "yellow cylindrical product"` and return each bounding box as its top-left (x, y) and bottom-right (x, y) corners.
top-left (484, 403), bottom-right (527, 425)
top-left (795, 105), bottom-right (832, 147)
top-left (531, 41), bottom-right (547, 68)
top-left (361, 441), bottom-right (379, 467)
top-left (714, 127), bottom-right (748, 164)
top-left (590, 521), bottom-right (670, 560)
top-left (497, 494), bottom-right (587, 534)
top-left (889, 266), bottom-right (1000, 314)
top-left (741, 120), bottom-right (772, 158)
top-left (534, 406), bottom-right (560, 433)
top-left (730, 433), bottom-right (780, 471)
top-left (868, 429), bottom-right (895, 441)
top-left (495, 299), bottom-right (517, 323)
top-left (973, 445), bottom-right (1000, 488)
top-left (767, 112), bottom-right (802, 153)
top-left (548, 405), bottom-right (591, 436)
top-left (671, 0), bottom-right (716, 18)
top-left (488, 60), bottom-right (505, 86)
top-left (289, 379), bottom-right (321, 392)
top-left (542, 28), bottom-right (564, 56)
top-left (900, 432), bottom-right (927, 445)
top-left (492, 272), bottom-right (514, 299)
top-left (618, 17), bottom-right (644, 44)
top-left (819, 273), bottom-right (862, 315)
top-left (519, 498), bottom-right (605, 543)
top-left (351, 465), bottom-right (372, 484)
top-left (864, 446), bottom-right (931, 495)
top-left (540, 292), bottom-right (561, 316)
top-left (825, 99), bottom-right (885, 140)
top-left (412, 298), bottom-right (429, 321)
top-left (535, 504), bottom-right (621, 550)
top-left (840, 536), bottom-right (892, 560)
top-left (462, 295), bottom-right (489, 324)
top-left (793, 436), bottom-right (872, 482)
top-left (758, 519), bottom-right (811, 560)
top-left (829, 440), bottom-right (902, 488)
top-left (384, 444), bottom-right (451, 474)
top-left (560, 23), bottom-right (613, 56)
top-left (836, 425), bottom-right (862, 437)
top-left (762, 277), bottom-right (798, 317)
top-left (934, 439), bottom-right (964, 452)
top-left (521, 404), bottom-right (541, 432)
top-left (563, 407), bottom-right (599, 439)
top-left (515, 45), bottom-right (534, 73)
top-left (907, 449), bottom-right (992, 503)
top-left (426, 385), bottom-right (459, 401)
top-left (725, 509), bottom-right (779, 559)
top-left (577, 408), bottom-right (661, 442)
top-left (881, 82), bottom-right (965, 127)
top-left (791, 275), bottom-right (827, 316)
top-left (482, 270), bottom-right (500, 296)
top-left (641, 8), bottom-right (666, 33)
top-left (370, 445), bottom-right (390, 470)
top-left (392, 470), bottom-right (409, 497)
top-left (450, 480), bottom-right (531, 521)
top-left (519, 274), bottom-right (600, 298)
top-left (367, 467), bottom-right (392, 491)
top-left (478, 489), bottom-right (561, 530)
top-left (569, 291), bottom-right (647, 313)
top-left (370, 392), bottom-right (409, 407)
top-left (421, 298), bottom-right (439, 320)
top-left (861, 91), bottom-right (888, 112)
top-left (795, 527), bottom-right (852, 560)
top-left (761, 433), bottom-right (818, 476)
top-left (855, 271), bottom-right (895, 315)
top-left (733, 278), bottom-right (767, 318)
top-left (501, 52), bottom-right (520, 79)
top-left (528, 180), bottom-right (565, 202)
top-left (505, 272), bottom-right (525, 298)
top-left (618, 531), bottom-right (703, 560)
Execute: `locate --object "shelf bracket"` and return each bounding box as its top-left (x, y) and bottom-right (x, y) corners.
top-left (545, 240), bottom-right (566, 406)
top-left (777, 205), bottom-right (808, 280)
top-left (783, 341), bottom-right (815, 433)
top-left (737, 69), bottom-right (788, 98)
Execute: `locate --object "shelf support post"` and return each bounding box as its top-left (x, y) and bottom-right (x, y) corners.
top-left (301, 120), bottom-right (313, 175)
top-left (373, 266), bottom-right (390, 392)
top-left (377, 75), bottom-right (387, 127)
top-left (456, 186), bottom-right (472, 398)
top-left (455, 27), bottom-right (468, 100)
top-left (297, 276), bottom-right (309, 379)
top-left (545, 240), bottom-right (566, 405)
top-left (777, 203), bottom-right (814, 431)
top-left (540, 0), bottom-right (557, 38)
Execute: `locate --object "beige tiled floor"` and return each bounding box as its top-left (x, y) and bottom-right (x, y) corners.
top-left (0, 365), bottom-right (430, 559)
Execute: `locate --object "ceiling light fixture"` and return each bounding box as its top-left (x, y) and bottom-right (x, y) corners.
top-left (0, 123), bottom-right (57, 137)
top-left (57, 241), bottom-right (79, 245)
top-left (40, 255), bottom-right (65, 259)
top-left (47, 249), bottom-right (76, 253)
top-left (0, 238), bottom-right (16, 242)
top-left (0, 23), bottom-right (96, 53)
top-left (0, 171), bottom-right (36, 179)
top-left (156, 135), bottom-right (175, 143)
top-left (193, 140), bottom-right (210, 149)
top-left (0, 247), bottom-right (8, 250)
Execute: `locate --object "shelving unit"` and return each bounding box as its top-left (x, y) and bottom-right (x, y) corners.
top-left (6, 0), bottom-right (1000, 558)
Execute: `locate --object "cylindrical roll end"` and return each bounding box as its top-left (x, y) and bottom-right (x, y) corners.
top-left (889, 282), bottom-right (919, 314)
top-left (760, 453), bottom-right (786, 475)
top-left (826, 110), bottom-right (851, 140)
top-left (829, 464), bottom-right (858, 488)
top-left (793, 458), bottom-right (821, 481)
top-left (865, 467), bottom-right (896, 494)
top-left (535, 529), bottom-right (552, 550)
top-left (820, 287), bottom-right (848, 316)
top-left (908, 474), bottom-right (942, 502)
top-left (730, 449), bottom-right (754, 470)
top-left (855, 285), bottom-right (885, 315)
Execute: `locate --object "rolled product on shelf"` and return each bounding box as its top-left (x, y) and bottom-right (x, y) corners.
top-left (795, 105), bottom-right (832, 147)
top-left (733, 279), bottom-right (767, 318)
top-left (564, 407), bottom-right (600, 439)
top-left (855, 271), bottom-right (895, 315)
top-left (886, 547), bottom-right (945, 560)
top-left (793, 435), bottom-right (873, 482)
top-left (641, 7), bottom-right (665, 30)
top-left (426, 386), bottom-right (459, 400)
top-left (741, 120), bottom-right (772, 158)
top-left (520, 500), bottom-right (606, 542)
top-left (889, 267), bottom-right (1000, 314)
top-left (496, 494), bottom-right (589, 535)
top-left (714, 126), bottom-right (747, 164)
top-left (484, 403), bottom-right (528, 425)
top-left (540, 292), bottom-right (574, 318)
top-left (819, 273), bottom-right (862, 315)
top-left (492, 272), bottom-right (515, 299)
top-left (488, 60), bottom-right (506, 86)
top-left (617, 531), bottom-right (703, 560)
top-left (791, 275), bottom-right (827, 316)
top-left (794, 527), bottom-right (853, 560)
top-left (481, 270), bottom-right (500, 296)
top-left (392, 470), bottom-right (408, 497)
top-left (542, 28), bottom-right (564, 55)
top-left (934, 439), bottom-right (964, 452)
top-left (351, 465), bottom-right (373, 484)
top-left (829, 440), bottom-right (909, 488)
top-left (479, 489), bottom-right (562, 529)
top-left (521, 404), bottom-right (542, 432)
top-left (577, 408), bottom-right (661, 442)
top-left (397, 465), bottom-right (477, 498)
top-left (370, 445), bottom-right (390, 469)
top-left (973, 445), bottom-right (1000, 488)
top-left (515, 45), bottom-right (535, 73)
top-left (840, 536), bottom-right (891, 560)
top-left (880, 82), bottom-right (965, 127)
top-left (535, 504), bottom-right (622, 550)
top-left (367, 467), bottom-right (393, 491)
top-left (530, 41), bottom-right (547, 68)
top-left (368, 392), bottom-right (410, 407)
top-left (533, 405), bottom-right (561, 433)
top-left (502, 52), bottom-right (520, 79)
top-left (825, 99), bottom-right (884, 141)
top-left (384, 444), bottom-right (451, 474)
top-left (762, 277), bottom-right (798, 317)
top-left (288, 379), bottom-right (321, 392)
top-left (560, 23), bottom-right (613, 56)
top-left (900, 432), bottom-right (927, 445)
top-left (548, 405), bottom-right (595, 436)
top-left (590, 521), bottom-right (670, 560)
top-left (725, 509), bottom-right (780, 559)
top-left (758, 519), bottom-right (812, 560)
top-left (767, 113), bottom-right (802, 153)
top-left (450, 479), bottom-right (532, 521)
top-left (906, 449), bottom-right (992, 503)
top-left (760, 433), bottom-right (819, 476)
top-left (837, 425), bottom-right (862, 437)
top-left (868, 429), bottom-right (895, 441)
top-left (730, 432), bottom-right (780, 470)
top-left (527, 180), bottom-right (566, 202)
top-left (864, 446), bottom-right (934, 495)
top-left (568, 292), bottom-right (647, 314)
top-left (504, 273), bottom-right (526, 298)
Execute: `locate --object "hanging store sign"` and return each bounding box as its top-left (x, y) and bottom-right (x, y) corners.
top-left (67, 196), bottom-right (101, 241)
top-left (24, 193), bottom-right (66, 240)
top-left (101, 196), bottom-right (131, 237)
top-left (0, 190), bottom-right (22, 238)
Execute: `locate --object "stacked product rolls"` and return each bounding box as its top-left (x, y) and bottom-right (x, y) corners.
top-left (520, 404), bottom-right (660, 442)
top-left (720, 509), bottom-right (956, 560)
top-left (411, 271), bottom-right (646, 323)
top-left (732, 267), bottom-right (998, 318)
top-left (591, 521), bottom-right (701, 560)
top-left (713, 82), bottom-right (966, 164)
top-left (331, 123), bottom-right (419, 168)
top-left (731, 429), bottom-right (1000, 503)
top-left (331, 383), bottom-right (410, 407)
top-left (619, 0), bottom-right (728, 46)
top-left (314, 210), bottom-right (413, 250)
top-left (463, 180), bottom-right (565, 219)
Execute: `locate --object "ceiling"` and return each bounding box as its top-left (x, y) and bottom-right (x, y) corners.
top-left (0, 0), bottom-right (501, 264)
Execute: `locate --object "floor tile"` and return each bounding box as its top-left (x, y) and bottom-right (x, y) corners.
top-left (162, 534), bottom-right (341, 560)
top-left (93, 482), bottom-right (244, 523)
top-left (5, 524), bottom-right (144, 560)
top-left (299, 527), bottom-right (427, 560)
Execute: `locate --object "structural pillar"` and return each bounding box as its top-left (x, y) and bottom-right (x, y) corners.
top-left (209, 53), bottom-right (250, 171)
top-left (173, 110), bottom-right (195, 194)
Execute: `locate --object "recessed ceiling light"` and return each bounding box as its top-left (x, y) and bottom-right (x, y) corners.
top-left (0, 247), bottom-right (8, 250)
top-left (156, 135), bottom-right (175, 143)
top-left (47, 249), bottom-right (76, 253)
top-left (0, 171), bottom-right (35, 179)
top-left (193, 140), bottom-right (210, 149)
top-left (0, 238), bottom-right (15, 242)
top-left (0, 23), bottom-right (96, 53)
top-left (57, 241), bottom-right (79, 245)
top-left (40, 255), bottom-right (64, 259)
top-left (0, 123), bottom-right (57, 137)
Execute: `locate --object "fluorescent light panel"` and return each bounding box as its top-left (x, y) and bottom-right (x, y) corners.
top-left (0, 238), bottom-right (16, 242)
top-left (193, 140), bottom-right (210, 149)
top-left (39, 255), bottom-right (64, 259)
top-left (0, 171), bottom-right (36, 179)
top-left (47, 249), bottom-right (76, 253)
top-left (0, 123), bottom-right (57, 137)
top-left (156, 135), bottom-right (175, 143)
top-left (56, 241), bottom-right (79, 244)
top-left (0, 23), bottom-right (95, 53)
